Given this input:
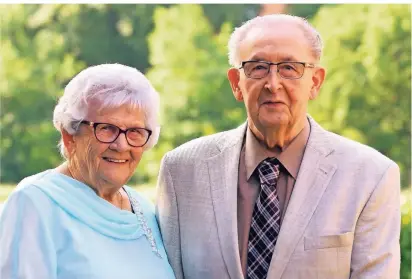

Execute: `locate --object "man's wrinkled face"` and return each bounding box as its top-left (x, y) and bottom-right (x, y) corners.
top-left (228, 23), bottom-right (325, 134)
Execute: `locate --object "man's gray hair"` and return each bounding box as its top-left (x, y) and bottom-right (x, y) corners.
top-left (228, 14), bottom-right (323, 67)
top-left (53, 63), bottom-right (160, 158)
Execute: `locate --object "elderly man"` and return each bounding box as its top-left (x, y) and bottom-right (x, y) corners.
top-left (156, 14), bottom-right (400, 279)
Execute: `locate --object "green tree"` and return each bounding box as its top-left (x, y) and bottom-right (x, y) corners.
top-left (140, 4), bottom-right (258, 183)
top-left (0, 4), bottom-right (258, 184)
top-left (201, 4), bottom-right (259, 32)
top-left (287, 4), bottom-right (328, 19)
top-left (0, 4), bottom-right (162, 183)
top-left (0, 5), bottom-right (85, 182)
top-left (310, 4), bottom-right (411, 188)
top-left (400, 189), bottom-right (411, 279)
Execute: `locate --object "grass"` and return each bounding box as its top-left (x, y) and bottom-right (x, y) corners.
top-left (131, 184), bottom-right (157, 202)
top-left (0, 185), bottom-right (15, 203)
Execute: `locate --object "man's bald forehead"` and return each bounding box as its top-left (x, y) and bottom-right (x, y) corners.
top-left (228, 14), bottom-right (323, 66)
top-left (241, 20), bottom-right (308, 46)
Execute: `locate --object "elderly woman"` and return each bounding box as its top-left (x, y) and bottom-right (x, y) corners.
top-left (0, 64), bottom-right (175, 279)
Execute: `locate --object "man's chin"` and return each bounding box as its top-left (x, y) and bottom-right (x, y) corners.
top-left (259, 117), bottom-right (290, 130)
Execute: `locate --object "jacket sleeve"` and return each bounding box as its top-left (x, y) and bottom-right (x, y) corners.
top-left (155, 153), bottom-right (184, 279)
top-left (350, 162), bottom-right (401, 278)
top-left (0, 189), bottom-right (57, 279)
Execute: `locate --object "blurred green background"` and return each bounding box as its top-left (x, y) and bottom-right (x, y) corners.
top-left (0, 4), bottom-right (410, 278)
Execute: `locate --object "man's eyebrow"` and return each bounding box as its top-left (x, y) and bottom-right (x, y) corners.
top-left (280, 56), bottom-right (298, 62)
top-left (248, 55), bottom-right (267, 61)
top-left (248, 54), bottom-right (300, 62)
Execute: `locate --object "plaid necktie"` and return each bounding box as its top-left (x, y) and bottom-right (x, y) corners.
top-left (247, 158), bottom-right (281, 279)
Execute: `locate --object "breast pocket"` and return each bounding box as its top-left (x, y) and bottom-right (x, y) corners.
top-left (304, 232), bottom-right (354, 250)
top-left (297, 232), bottom-right (354, 279)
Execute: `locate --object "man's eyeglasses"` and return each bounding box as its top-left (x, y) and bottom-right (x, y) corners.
top-left (80, 121), bottom-right (152, 147)
top-left (239, 60), bottom-right (316, 80)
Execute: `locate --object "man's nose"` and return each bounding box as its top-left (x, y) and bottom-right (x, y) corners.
top-left (266, 65), bottom-right (283, 92)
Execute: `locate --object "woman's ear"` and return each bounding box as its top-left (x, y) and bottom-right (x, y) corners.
top-left (61, 128), bottom-right (75, 155)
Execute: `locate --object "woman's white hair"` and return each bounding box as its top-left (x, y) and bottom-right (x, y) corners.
top-left (228, 14), bottom-right (323, 67)
top-left (53, 63), bottom-right (160, 158)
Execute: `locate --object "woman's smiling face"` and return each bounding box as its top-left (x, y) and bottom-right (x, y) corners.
top-left (67, 104), bottom-right (147, 189)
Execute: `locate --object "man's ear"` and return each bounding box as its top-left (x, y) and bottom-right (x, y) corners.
top-left (61, 128), bottom-right (75, 155)
top-left (309, 66), bottom-right (326, 100)
top-left (227, 68), bottom-right (243, 101)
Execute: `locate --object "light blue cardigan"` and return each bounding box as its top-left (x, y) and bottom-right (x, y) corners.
top-left (0, 170), bottom-right (175, 279)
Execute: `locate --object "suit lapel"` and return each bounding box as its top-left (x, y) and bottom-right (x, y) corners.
top-left (267, 117), bottom-right (337, 279)
top-left (207, 124), bottom-right (246, 279)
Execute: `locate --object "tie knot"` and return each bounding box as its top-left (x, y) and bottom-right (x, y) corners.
top-left (257, 158), bottom-right (280, 187)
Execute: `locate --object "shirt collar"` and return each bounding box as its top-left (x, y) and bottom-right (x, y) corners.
top-left (245, 118), bottom-right (311, 180)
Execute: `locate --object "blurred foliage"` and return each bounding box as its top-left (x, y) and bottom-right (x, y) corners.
top-left (0, 3), bottom-right (258, 183)
top-left (400, 189), bottom-right (411, 279)
top-left (286, 3), bottom-right (326, 19)
top-left (1, 3), bottom-right (410, 187)
top-left (148, 5), bottom-right (243, 144)
top-left (139, 4), bottom-right (259, 182)
top-left (201, 4), bottom-right (260, 32)
top-left (1, 4), bottom-right (84, 182)
top-left (310, 4), bottom-right (411, 188)
top-left (0, 4), bottom-right (163, 182)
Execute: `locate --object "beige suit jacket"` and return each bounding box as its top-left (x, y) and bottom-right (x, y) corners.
top-left (156, 116), bottom-right (401, 279)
